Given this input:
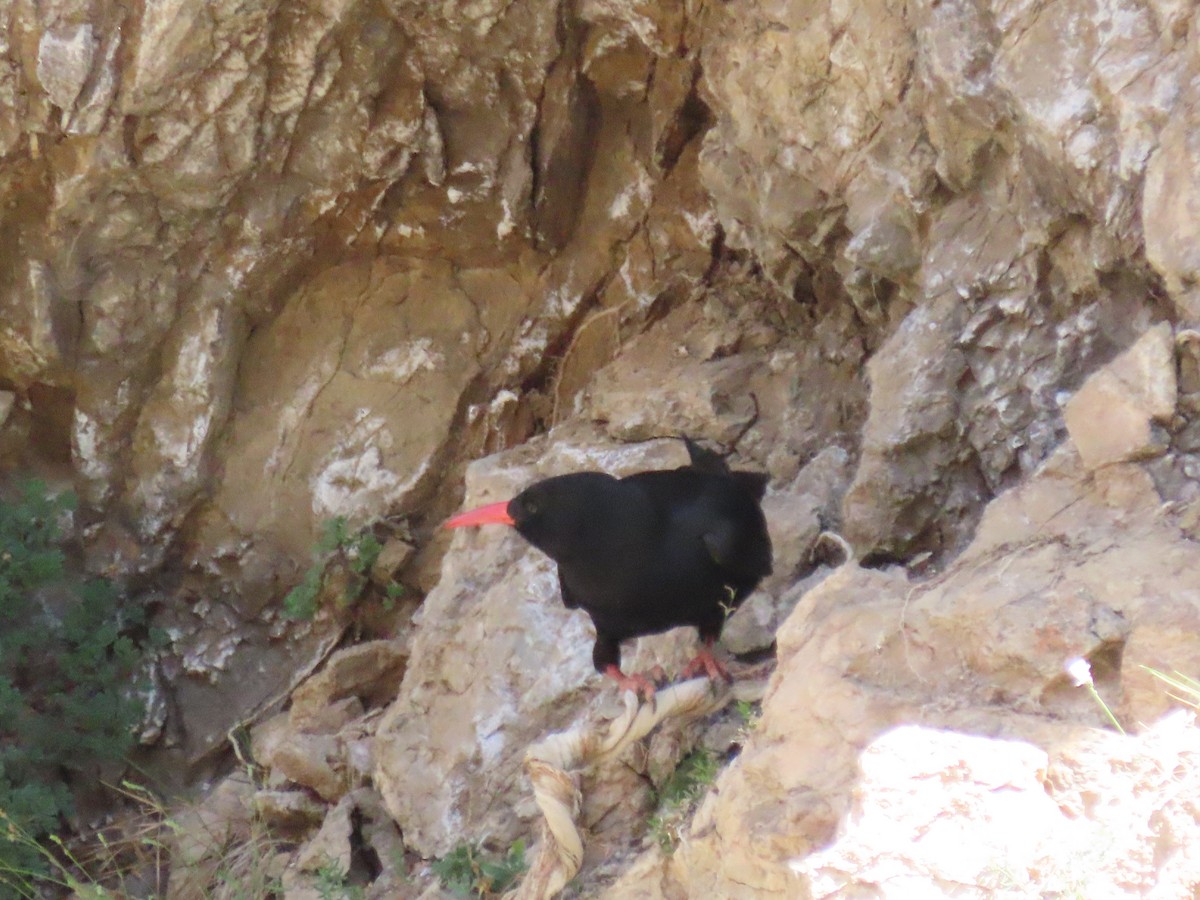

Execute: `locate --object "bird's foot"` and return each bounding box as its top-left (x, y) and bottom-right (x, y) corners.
top-left (603, 665), bottom-right (661, 704)
top-left (681, 645), bottom-right (733, 684)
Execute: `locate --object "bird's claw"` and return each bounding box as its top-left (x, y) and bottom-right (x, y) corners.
top-left (681, 646), bottom-right (734, 684)
top-left (604, 666), bottom-right (660, 708)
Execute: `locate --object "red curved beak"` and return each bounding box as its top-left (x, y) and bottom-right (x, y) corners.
top-left (444, 500), bottom-right (515, 529)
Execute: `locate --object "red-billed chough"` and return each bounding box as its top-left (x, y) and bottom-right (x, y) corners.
top-left (444, 439), bottom-right (773, 699)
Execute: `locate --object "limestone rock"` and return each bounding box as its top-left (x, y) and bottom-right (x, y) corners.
top-left (203, 259), bottom-right (487, 564)
top-left (371, 537), bottom-right (416, 587)
top-left (252, 790), bottom-right (328, 831)
top-left (841, 296), bottom-right (978, 560)
top-left (269, 733), bottom-right (347, 803)
top-left (792, 717), bottom-right (1200, 898)
top-left (127, 299), bottom-right (245, 545)
top-left (723, 446), bottom-right (853, 655)
top-left (613, 437), bottom-right (1200, 897)
top-left (1064, 322), bottom-right (1177, 470)
top-left (696, 0), bottom-right (1177, 566)
top-left (250, 641), bottom-right (406, 805)
top-left (295, 794), bottom-right (354, 874)
top-left (582, 290), bottom-right (865, 490)
top-left (373, 428), bottom-right (693, 857)
top-left (5, 0), bottom-right (1200, 894)
top-left (698, 0), bottom-right (915, 295)
top-left (169, 774), bottom-right (257, 868)
top-left (166, 773), bottom-right (264, 899)
top-left (291, 696), bottom-right (364, 738)
top-left (36, 25), bottom-right (96, 116)
top-left (155, 591), bottom-right (346, 764)
top-left (288, 639), bottom-right (407, 732)
top-left (1144, 86), bottom-right (1200, 321)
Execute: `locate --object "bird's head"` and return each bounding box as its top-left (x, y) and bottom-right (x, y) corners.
top-left (443, 472), bottom-right (622, 561)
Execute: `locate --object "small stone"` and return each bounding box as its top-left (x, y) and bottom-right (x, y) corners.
top-left (370, 536), bottom-right (415, 586)
top-left (250, 711), bottom-right (291, 770)
top-left (37, 25), bottom-right (96, 112)
top-left (721, 591), bottom-right (777, 656)
top-left (252, 790), bottom-right (327, 830)
top-left (288, 639), bottom-right (407, 730)
top-left (296, 795), bottom-right (354, 873)
top-left (270, 733), bottom-right (346, 802)
top-left (1064, 323), bottom-right (1176, 470)
top-left (291, 695), bottom-right (364, 736)
top-left (170, 774), bottom-right (256, 866)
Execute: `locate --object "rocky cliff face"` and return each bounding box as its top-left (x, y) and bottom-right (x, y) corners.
top-left (2, 0), bottom-right (1199, 896)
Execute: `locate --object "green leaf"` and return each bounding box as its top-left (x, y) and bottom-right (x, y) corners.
top-left (283, 568), bottom-right (323, 620)
top-left (0, 481), bottom-right (149, 878)
top-left (350, 532), bottom-right (382, 575)
top-left (317, 517), bottom-right (351, 555)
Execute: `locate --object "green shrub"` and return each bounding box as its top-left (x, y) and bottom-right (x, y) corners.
top-left (0, 480), bottom-right (149, 884)
top-left (283, 517), bottom-right (388, 620)
top-left (647, 748), bottom-right (722, 854)
top-left (313, 860), bottom-right (365, 900)
top-left (431, 840), bottom-right (527, 897)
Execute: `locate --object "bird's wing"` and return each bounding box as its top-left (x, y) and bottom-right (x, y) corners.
top-left (731, 470), bottom-right (769, 501)
top-left (701, 519), bottom-right (739, 567)
top-left (621, 467), bottom-right (772, 585)
top-left (621, 467), bottom-right (706, 511)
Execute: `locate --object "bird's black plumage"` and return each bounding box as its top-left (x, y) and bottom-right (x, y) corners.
top-left (450, 439), bottom-right (772, 693)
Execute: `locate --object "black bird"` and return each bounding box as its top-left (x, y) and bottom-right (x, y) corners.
top-left (444, 439), bottom-right (773, 699)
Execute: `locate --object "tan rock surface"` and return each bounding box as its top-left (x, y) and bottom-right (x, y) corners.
top-left (373, 429), bottom-right (693, 857)
top-left (288, 639), bottom-right (406, 731)
top-left (4, 0), bottom-right (1200, 896)
top-left (251, 789), bottom-right (327, 831)
top-left (599, 345), bottom-right (1200, 897)
top-left (1064, 322), bottom-right (1176, 470)
top-left (0, 0), bottom-right (735, 753)
top-left (792, 716), bottom-right (1200, 898)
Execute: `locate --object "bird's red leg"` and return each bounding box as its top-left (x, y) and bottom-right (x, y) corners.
top-left (681, 638), bottom-right (733, 684)
top-left (603, 664), bottom-right (659, 702)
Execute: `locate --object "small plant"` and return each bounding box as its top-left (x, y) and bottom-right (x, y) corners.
top-left (283, 517), bottom-right (385, 620)
top-left (0, 480), bottom-right (152, 884)
top-left (283, 567), bottom-right (324, 621)
top-left (313, 860), bottom-right (365, 900)
top-left (0, 805), bottom-right (129, 898)
top-left (734, 699), bottom-right (760, 730)
top-left (1141, 666), bottom-right (1200, 710)
top-left (383, 581), bottom-right (405, 611)
top-left (431, 839), bottom-right (527, 897)
top-left (647, 748), bottom-right (722, 854)
top-left (1064, 657), bottom-right (1125, 735)
top-left (733, 699), bottom-right (762, 749)
top-left (0, 782), bottom-right (176, 898)
top-left (658, 747), bottom-right (721, 807)
top-left (195, 815), bottom-right (285, 900)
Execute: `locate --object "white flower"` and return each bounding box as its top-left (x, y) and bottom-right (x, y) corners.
top-left (1065, 657), bottom-right (1093, 687)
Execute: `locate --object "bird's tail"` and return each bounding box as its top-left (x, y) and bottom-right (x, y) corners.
top-left (680, 435), bottom-right (730, 474)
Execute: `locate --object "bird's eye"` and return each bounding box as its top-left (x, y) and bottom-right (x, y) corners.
top-left (524, 498), bottom-right (539, 515)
